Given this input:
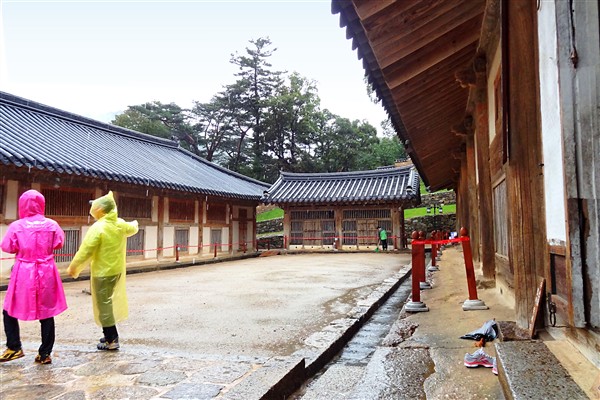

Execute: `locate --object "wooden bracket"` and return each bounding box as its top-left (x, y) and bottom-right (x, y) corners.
top-left (455, 68), bottom-right (476, 88)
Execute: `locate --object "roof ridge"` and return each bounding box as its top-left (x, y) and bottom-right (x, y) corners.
top-left (0, 91), bottom-right (179, 149)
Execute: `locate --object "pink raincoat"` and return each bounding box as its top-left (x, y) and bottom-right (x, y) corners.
top-left (1, 190), bottom-right (68, 320)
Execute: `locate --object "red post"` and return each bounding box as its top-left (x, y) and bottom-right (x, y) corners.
top-left (431, 230), bottom-right (437, 268)
top-left (214, 242), bottom-right (218, 258)
top-left (460, 228), bottom-right (478, 301)
top-left (411, 231), bottom-right (422, 303)
top-left (243, 242), bottom-right (247, 253)
top-left (175, 244), bottom-right (180, 262)
top-left (284, 235), bottom-right (288, 249)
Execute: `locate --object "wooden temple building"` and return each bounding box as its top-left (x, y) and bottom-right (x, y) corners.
top-left (263, 165), bottom-right (420, 250)
top-left (0, 91), bottom-right (268, 280)
top-left (332, 0), bottom-right (600, 367)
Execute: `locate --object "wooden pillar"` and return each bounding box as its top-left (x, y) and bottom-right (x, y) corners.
top-left (506, 0), bottom-right (547, 328)
top-left (474, 53), bottom-right (496, 279)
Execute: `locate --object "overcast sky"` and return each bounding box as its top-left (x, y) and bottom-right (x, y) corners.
top-left (0, 0), bottom-right (388, 131)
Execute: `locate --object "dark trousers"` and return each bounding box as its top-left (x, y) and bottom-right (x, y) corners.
top-left (3, 310), bottom-right (55, 356)
top-left (102, 325), bottom-right (119, 342)
top-left (380, 239), bottom-right (388, 250)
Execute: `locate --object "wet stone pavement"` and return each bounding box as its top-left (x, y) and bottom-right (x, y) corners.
top-left (0, 254), bottom-right (414, 400)
top-left (1, 345), bottom-right (269, 400)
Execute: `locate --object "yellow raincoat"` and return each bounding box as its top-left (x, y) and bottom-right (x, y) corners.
top-left (67, 192), bottom-right (138, 327)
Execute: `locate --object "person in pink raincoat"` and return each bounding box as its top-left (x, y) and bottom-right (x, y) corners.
top-left (1, 189), bottom-right (68, 364)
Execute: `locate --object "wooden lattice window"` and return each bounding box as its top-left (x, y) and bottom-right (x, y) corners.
top-left (342, 220), bottom-right (357, 245)
top-left (290, 221), bottom-right (304, 245)
top-left (43, 188), bottom-right (93, 217)
top-left (493, 180), bottom-right (509, 258)
top-left (175, 229), bottom-right (189, 253)
top-left (322, 220), bottom-right (336, 245)
top-left (55, 229), bottom-right (80, 263)
top-left (343, 209), bottom-right (391, 219)
top-left (119, 196), bottom-right (152, 219)
top-left (126, 228), bottom-right (145, 257)
top-left (207, 203), bottom-right (226, 222)
top-left (291, 210), bottom-right (334, 220)
top-left (169, 199), bottom-right (195, 222)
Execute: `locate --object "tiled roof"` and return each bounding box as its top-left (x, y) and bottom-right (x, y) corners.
top-left (0, 92), bottom-right (269, 200)
top-left (264, 166), bottom-right (420, 205)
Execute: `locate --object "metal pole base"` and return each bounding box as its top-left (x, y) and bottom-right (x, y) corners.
top-left (435, 255), bottom-right (441, 261)
top-left (462, 299), bottom-right (489, 311)
top-left (405, 301), bottom-right (429, 312)
top-left (428, 265), bottom-right (439, 272)
top-left (420, 281), bottom-right (432, 289)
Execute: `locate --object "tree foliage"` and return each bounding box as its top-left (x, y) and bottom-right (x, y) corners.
top-left (112, 37), bottom-right (407, 183)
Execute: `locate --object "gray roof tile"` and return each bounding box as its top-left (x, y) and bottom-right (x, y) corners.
top-left (0, 92), bottom-right (269, 200)
top-left (264, 167), bottom-right (420, 205)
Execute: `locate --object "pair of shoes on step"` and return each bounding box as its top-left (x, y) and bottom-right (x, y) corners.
top-left (0, 348), bottom-right (51, 364)
top-left (464, 348), bottom-right (498, 375)
top-left (97, 337), bottom-right (120, 351)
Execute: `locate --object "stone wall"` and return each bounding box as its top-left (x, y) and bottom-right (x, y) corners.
top-left (420, 191), bottom-right (456, 207)
top-left (257, 218), bottom-right (283, 234)
top-left (405, 214), bottom-right (457, 236)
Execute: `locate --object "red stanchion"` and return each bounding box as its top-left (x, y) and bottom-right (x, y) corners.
top-left (405, 231), bottom-right (429, 312)
top-left (213, 243), bottom-right (218, 258)
top-left (460, 227), bottom-right (488, 310)
top-left (175, 244), bottom-right (180, 262)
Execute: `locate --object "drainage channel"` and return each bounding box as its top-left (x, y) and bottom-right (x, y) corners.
top-left (290, 277), bottom-right (413, 398)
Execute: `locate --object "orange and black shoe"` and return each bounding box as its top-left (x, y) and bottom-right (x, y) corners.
top-left (34, 354), bottom-right (52, 364)
top-left (97, 338), bottom-right (119, 351)
top-left (0, 348), bottom-right (24, 362)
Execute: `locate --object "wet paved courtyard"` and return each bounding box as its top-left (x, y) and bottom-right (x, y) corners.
top-left (0, 252), bottom-right (411, 399)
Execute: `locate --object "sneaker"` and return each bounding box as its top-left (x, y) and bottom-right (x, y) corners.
top-left (34, 354), bottom-right (52, 364)
top-left (492, 357), bottom-right (498, 375)
top-left (97, 338), bottom-right (119, 351)
top-left (464, 348), bottom-right (495, 368)
top-left (0, 348), bottom-right (24, 362)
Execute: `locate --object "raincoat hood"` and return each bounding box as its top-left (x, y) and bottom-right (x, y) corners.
top-left (90, 191), bottom-right (117, 221)
top-left (18, 189), bottom-right (45, 218)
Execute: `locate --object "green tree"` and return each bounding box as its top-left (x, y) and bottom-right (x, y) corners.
top-left (111, 107), bottom-right (170, 139)
top-left (112, 101), bottom-right (198, 155)
top-left (230, 37), bottom-right (284, 181)
top-left (262, 73), bottom-right (321, 181)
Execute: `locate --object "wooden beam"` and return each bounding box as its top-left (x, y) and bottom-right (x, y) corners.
top-left (375, 1), bottom-right (485, 69)
top-left (353, 0), bottom-right (401, 21)
top-left (383, 19), bottom-right (482, 89)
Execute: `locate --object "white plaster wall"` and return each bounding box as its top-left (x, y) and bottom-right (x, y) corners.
top-left (163, 226), bottom-right (174, 257)
top-left (202, 227), bottom-right (211, 254)
top-left (538, 0), bottom-right (567, 243)
top-left (246, 221), bottom-right (254, 251)
top-left (221, 227), bottom-right (229, 252)
top-left (6, 180), bottom-right (18, 220)
top-left (151, 196), bottom-right (159, 222)
top-left (189, 226), bottom-right (199, 255)
top-left (145, 225), bottom-right (158, 259)
top-left (232, 221), bottom-right (239, 251)
top-left (488, 45), bottom-right (502, 142)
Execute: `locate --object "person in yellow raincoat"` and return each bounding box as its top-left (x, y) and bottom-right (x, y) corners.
top-left (67, 191), bottom-right (138, 350)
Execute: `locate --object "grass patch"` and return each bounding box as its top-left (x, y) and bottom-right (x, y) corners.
top-left (257, 207), bottom-right (284, 222)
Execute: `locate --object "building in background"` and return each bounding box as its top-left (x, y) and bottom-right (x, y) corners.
top-left (0, 91), bottom-right (269, 280)
top-left (263, 165), bottom-right (420, 250)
